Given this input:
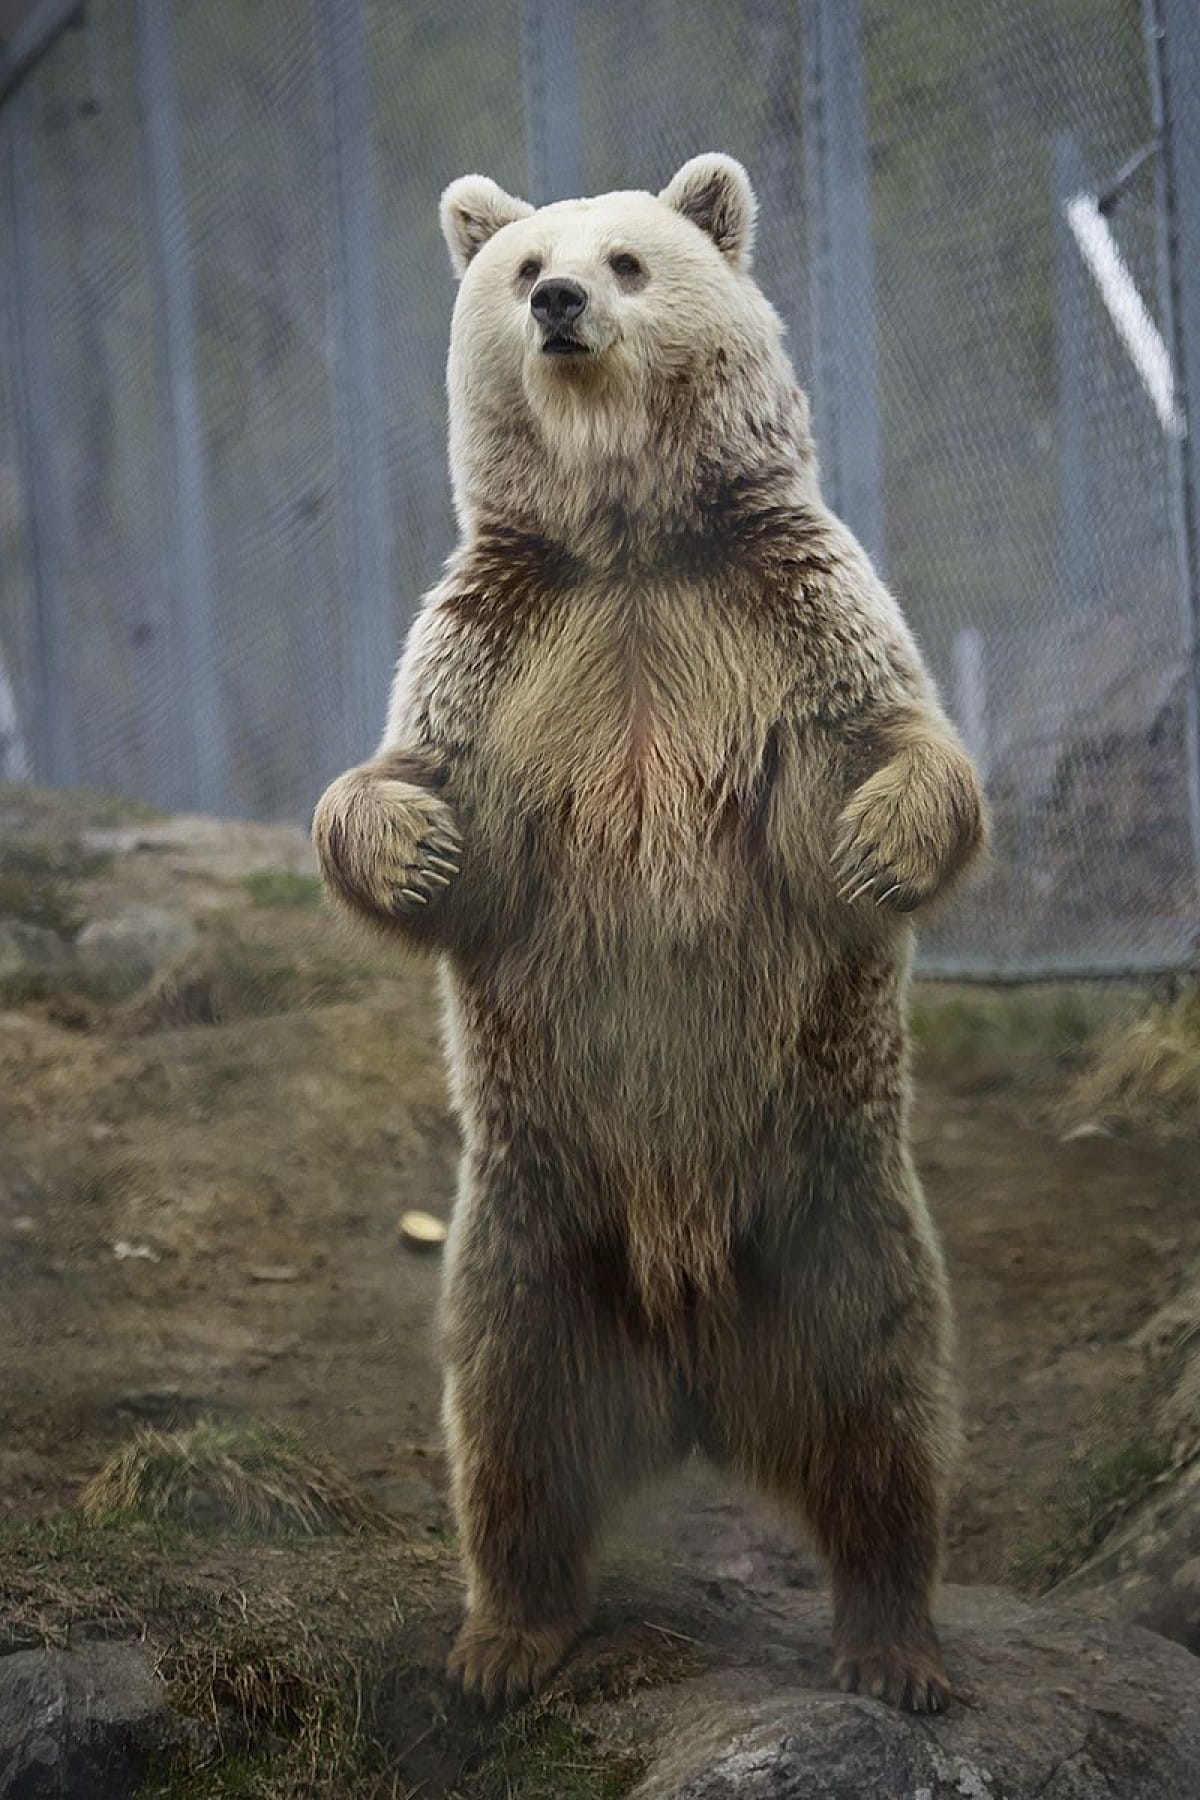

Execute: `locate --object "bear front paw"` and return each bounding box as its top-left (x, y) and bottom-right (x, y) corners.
top-left (833, 783), bottom-right (935, 913)
top-left (313, 766), bottom-right (462, 925)
top-left (834, 739), bottom-right (983, 913)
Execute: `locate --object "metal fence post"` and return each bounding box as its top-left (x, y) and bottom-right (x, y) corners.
top-left (751, 0), bottom-right (808, 370)
top-left (135, 0), bottom-right (226, 813)
top-left (314, 0), bottom-right (393, 765)
top-left (4, 81), bottom-right (74, 787)
top-left (520, 0), bottom-right (581, 205)
top-left (1145, 0), bottom-right (1200, 923)
top-left (1054, 134), bottom-right (1094, 617)
top-left (800, 0), bottom-right (885, 572)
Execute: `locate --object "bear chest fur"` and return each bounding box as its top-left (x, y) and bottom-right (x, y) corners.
top-left (477, 579), bottom-right (783, 893)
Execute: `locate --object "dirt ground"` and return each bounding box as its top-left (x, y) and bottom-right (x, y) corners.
top-left (0, 781), bottom-right (1196, 1598)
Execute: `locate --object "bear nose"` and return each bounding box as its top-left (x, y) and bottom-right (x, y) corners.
top-left (530, 277), bottom-right (588, 327)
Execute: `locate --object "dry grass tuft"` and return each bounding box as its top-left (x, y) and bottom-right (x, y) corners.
top-left (1060, 985), bottom-right (1200, 1138)
top-left (80, 1419), bottom-right (394, 1538)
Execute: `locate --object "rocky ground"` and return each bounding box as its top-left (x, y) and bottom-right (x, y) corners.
top-left (0, 781), bottom-right (1197, 1796)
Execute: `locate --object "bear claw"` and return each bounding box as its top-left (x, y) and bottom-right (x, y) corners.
top-left (834, 1645), bottom-right (952, 1713)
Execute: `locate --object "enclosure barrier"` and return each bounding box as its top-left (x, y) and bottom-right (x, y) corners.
top-left (1, 0), bottom-right (1198, 977)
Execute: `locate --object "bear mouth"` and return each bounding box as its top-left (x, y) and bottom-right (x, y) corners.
top-left (541, 332), bottom-right (591, 357)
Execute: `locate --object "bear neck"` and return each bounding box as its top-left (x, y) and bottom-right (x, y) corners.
top-left (451, 347), bottom-right (820, 577)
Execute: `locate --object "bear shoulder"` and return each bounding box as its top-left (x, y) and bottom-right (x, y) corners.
top-left (730, 494), bottom-right (933, 726)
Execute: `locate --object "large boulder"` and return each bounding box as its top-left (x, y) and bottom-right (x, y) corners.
top-left (604, 1584), bottom-right (1200, 1798)
top-left (0, 1643), bottom-right (174, 1798)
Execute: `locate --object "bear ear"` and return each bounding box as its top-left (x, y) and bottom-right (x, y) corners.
top-left (659, 154), bottom-right (757, 267)
top-left (440, 175), bottom-right (534, 276)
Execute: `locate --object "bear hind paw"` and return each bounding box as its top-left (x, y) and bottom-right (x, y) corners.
top-left (833, 1641), bottom-right (952, 1713)
top-left (446, 1614), bottom-right (579, 1711)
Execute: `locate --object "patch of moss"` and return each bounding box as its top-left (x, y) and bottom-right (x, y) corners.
top-left (241, 871), bottom-right (323, 911)
top-left (910, 981), bottom-right (1124, 1091)
top-left (912, 983), bottom-right (1103, 1061)
top-left (1012, 1439), bottom-right (1173, 1594)
top-left (141, 1751), bottom-right (275, 1799)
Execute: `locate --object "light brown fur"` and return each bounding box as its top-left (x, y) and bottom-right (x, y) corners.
top-left (313, 157), bottom-right (986, 1715)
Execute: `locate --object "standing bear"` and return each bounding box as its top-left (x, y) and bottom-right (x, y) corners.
top-left (313, 155), bottom-right (985, 1715)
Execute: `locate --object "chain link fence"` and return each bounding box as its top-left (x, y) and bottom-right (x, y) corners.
top-left (1, 0), bottom-right (1198, 976)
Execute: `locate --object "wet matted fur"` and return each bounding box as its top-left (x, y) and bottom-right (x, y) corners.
top-left (313, 153), bottom-right (986, 1715)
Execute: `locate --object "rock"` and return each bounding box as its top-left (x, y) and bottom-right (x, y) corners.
top-left (599, 1585), bottom-right (1200, 1799)
top-left (533, 1481), bottom-right (1200, 1800)
top-left (398, 1209), bottom-right (447, 1251)
top-left (0, 920), bottom-right (74, 989)
top-left (74, 907), bottom-right (198, 999)
top-left (0, 1643), bottom-right (174, 1798)
top-left (1053, 1456), bottom-right (1200, 1655)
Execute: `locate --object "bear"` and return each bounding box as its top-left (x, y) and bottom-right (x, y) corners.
top-left (312, 153), bottom-right (986, 1715)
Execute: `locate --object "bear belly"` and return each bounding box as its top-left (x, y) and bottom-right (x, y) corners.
top-left (454, 871), bottom-right (824, 1180)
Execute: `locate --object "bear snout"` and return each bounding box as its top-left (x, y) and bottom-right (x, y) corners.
top-left (530, 276), bottom-right (589, 336)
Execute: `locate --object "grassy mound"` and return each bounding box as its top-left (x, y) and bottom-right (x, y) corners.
top-left (81, 1420), bottom-right (393, 1538)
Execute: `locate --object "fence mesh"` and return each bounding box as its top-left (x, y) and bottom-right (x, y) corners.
top-left (1, 0), bottom-right (1197, 976)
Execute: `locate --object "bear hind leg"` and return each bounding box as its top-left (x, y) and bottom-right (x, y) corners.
top-left (703, 1133), bottom-right (956, 1712)
top-left (442, 1349), bottom-right (599, 1710)
top-left (443, 1165), bottom-right (677, 1709)
top-left (805, 1380), bottom-right (952, 1712)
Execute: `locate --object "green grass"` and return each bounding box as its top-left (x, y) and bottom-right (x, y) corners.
top-left (454, 1712), bottom-right (646, 1800)
top-left (240, 871), bottom-right (323, 910)
top-left (125, 915), bottom-right (378, 1029)
top-left (911, 983), bottom-right (1103, 1062)
top-left (86, 794), bottom-right (166, 826)
top-left (3, 1496), bottom-right (668, 1799)
top-left (143, 1752), bottom-right (277, 1799)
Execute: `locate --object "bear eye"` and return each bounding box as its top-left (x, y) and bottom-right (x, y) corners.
top-left (609, 252), bottom-right (645, 283)
top-left (517, 257), bottom-right (542, 282)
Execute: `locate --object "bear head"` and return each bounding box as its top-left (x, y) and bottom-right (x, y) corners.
top-left (439, 155), bottom-right (813, 547)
